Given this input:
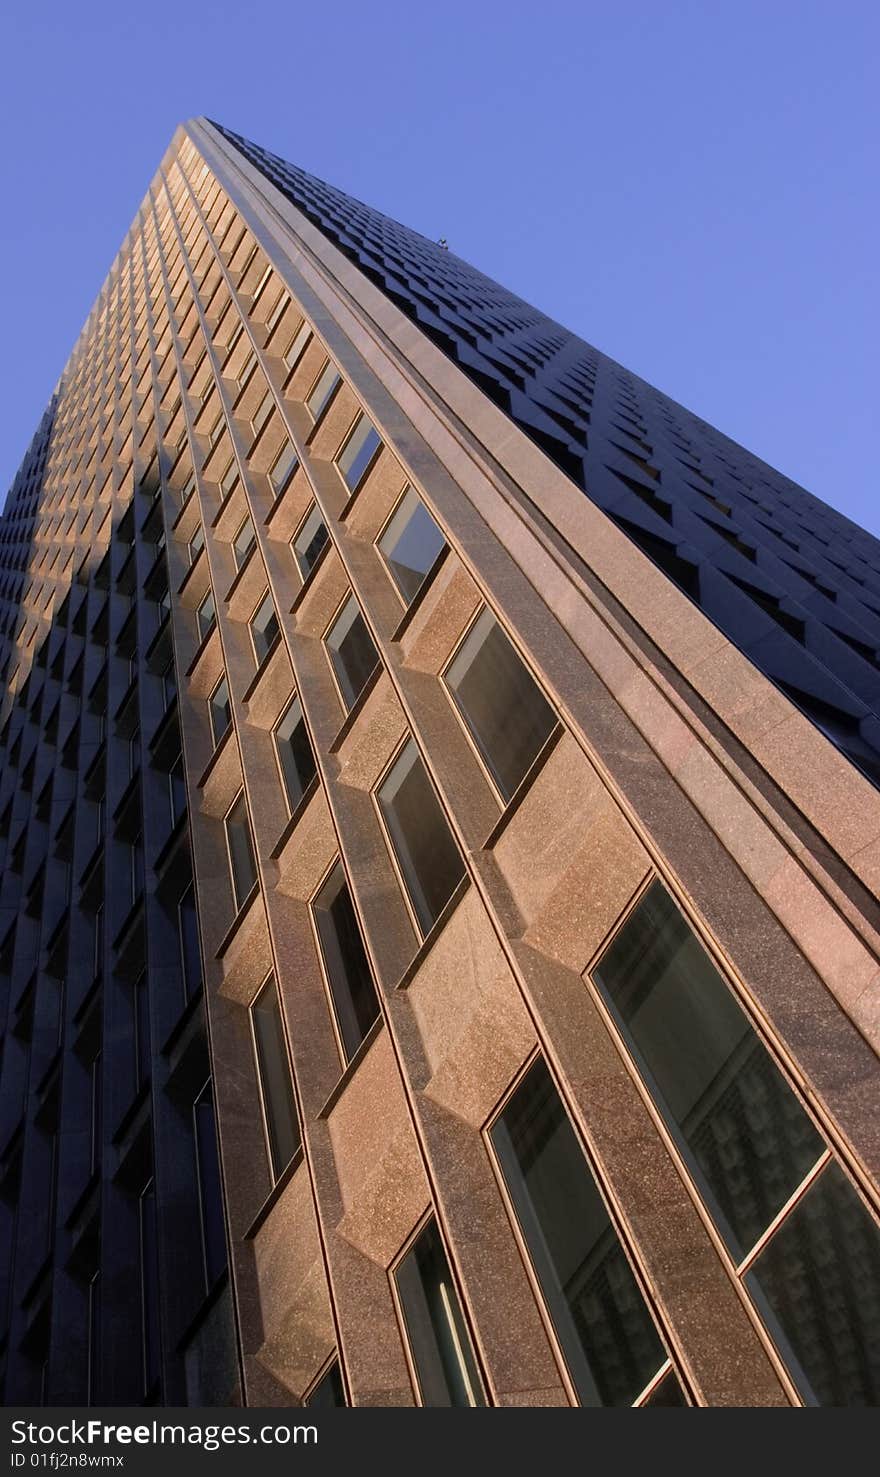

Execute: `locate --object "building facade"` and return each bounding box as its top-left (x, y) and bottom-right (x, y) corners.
top-left (1, 118), bottom-right (879, 1408)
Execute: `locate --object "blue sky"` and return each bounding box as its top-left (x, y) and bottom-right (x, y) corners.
top-left (2, 1), bottom-right (877, 530)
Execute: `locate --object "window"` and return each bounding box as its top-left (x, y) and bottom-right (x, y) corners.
top-left (269, 442), bottom-right (299, 499)
top-left (306, 361), bottom-right (341, 423)
top-left (188, 525), bottom-right (205, 565)
top-left (378, 487), bottom-right (446, 605)
top-left (220, 459), bottom-right (239, 500)
top-left (251, 391), bottom-right (274, 440)
top-left (283, 321), bottom-right (312, 374)
top-left (446, 608), bottom-right (558, 801)
top-left (592, 881), bottom-right (880, 1407)
top-left (376, 739), bottom-right (465, 936)
top-left (224, 792), bottom-right (257, 910)
top-left (305, 1361), bottom-right (346, 1408)
top-left (249, 592), bottom-right (280, 666)
top-left (196, 591), bottom-right (215, 642)
top-left (395, 1218), bottom-right (484, 1407)
top-left (250, 978), bottom-right (300, 1180)
top-left (208, 677), bottom-right (231, 747)
top-left (207, 413), bottom-right (224, 448)
top-left (491, 1057), bottom-right (682, 1407)
top-left (336, 414), bottom-right (382, 495)
top-left (325, 594), bottom-right (379, 710)
top-left (274, 697), bottom-right (316, 812)
top-left (193, 1080), bottom-right (226, 1287)
top-left (178, 883), bottom-right (201, 1000)
top-left (232, 517), bottom-right (256, 571)
top-left (292, 504), bottom-right (329, 581)
top-left (312, 860), bottom-right (380, 1062)
top-left (265, 291), bottom-right (289, 336)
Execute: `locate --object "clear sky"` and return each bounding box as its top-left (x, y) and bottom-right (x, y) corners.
top-left (2, 1), bottom-right (877, 531)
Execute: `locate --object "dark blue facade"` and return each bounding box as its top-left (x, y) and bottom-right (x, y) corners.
top-left (215, 123), bottom-right (880, 788)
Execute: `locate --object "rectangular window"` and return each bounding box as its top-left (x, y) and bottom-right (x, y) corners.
top-left (378, 487), bottom-right (446, 606)
top-left (188, 526), bottom-right (205, 565)
top-left (269, 442), bottom-right (299, 499)
top-left (305, 1360), bottom-right (346, 1408)
top-left (178, 883), bottom-right (202, 1001)
top-left (292, 504), bottom-right (329, 581)
top-left (207, 413), bottom-right (224, 447)
top-left (306, 361), bottom-right (341, 423)
top-left (251, 391), bottom-right (274, 440)
top-left (196, 591), bottom-right (215, 642)
top-left (491, 1057), bottom-right (678, 1407)
top-left (325, 594), bottom-right (379, 710)
top-left (265, 291), bottom-right (289, 336)
top-left (192, 1080), bottom-right (226, 1288)
top-left (283, 321), bottom-right (312, 374)
top-left (336, 414), bottom-right (382, 495)
top-left (446, 608), bottom-right (558, 801)
top-left (250, 592), bottom-right (280, 666)
top-left (376, 738), bottom-right (465, 936)
top-left (274, 697), bottom-right (317, 812)
top-left (394, 1218), bottom-right (484, 1407)
top-left (592, 881), bottom-right (880, 1407)
top-left (208, 677), bottom-right (231, 747)
top-left (250, 977), bottom-right (300, 1180)
top-left (312, 860), bottom-right (380, 1062)
top-left (232, 517), bottom-right (256, 570)
top-left (224, 792), bottom-right (257, 910)
top-left (220, 460), bottom-right (239, 500)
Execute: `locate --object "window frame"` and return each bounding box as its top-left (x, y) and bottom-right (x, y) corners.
top-left (483, 1047), bottom-right (683, 1408)
top-left (309, 854), bottom-right (381, 1068)
top-left (584, 871), bottom-right (880, 1407)
top-left (441, 603), bottom-right (561, 807)
top-left (305, 359), bottom-right (342, 426)
top-left (375, 484), bottom-right (447, 609)
top-left (372, 734), bottom-right (467, 942)
top-left (334, 412), bottom-right (383, 498)
top-left (323, 590), bottom-right (380, 714)
top-left (222, 789), bottom-right (258, 914)
top-left (248, 972), bottom-right (301, 1183)
top-left (248, 590), bottom-right (281, 669)
top-left (389, 1210), bottom-right (486, 1408)
top-left (272, 692), bottom-right (317, 818)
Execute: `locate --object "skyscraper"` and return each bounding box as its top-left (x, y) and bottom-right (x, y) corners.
top-left (1, 118), bottom-right (879, 1408)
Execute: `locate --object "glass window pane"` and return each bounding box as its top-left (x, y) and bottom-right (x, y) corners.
top-left (376, 739), bottom-right (465, 936)
top-left (313, 861), bottom-right (380, 1062)
top-left (283, 322), bottom-right (312, 374)
top-left (491, 1057), bottom-right (668, 1406)
top-left (233, 517), bottom-right (255, 570)
top-left (593, 881), bottom-right (824, 1261)
top-left (250, 593), bottom-right (280, 665)
top-left (225, 793), bottom-right (257, 910)
top-left (209, 678), bottom-right (231, 746)
top-left (306, 1360), bottom-right (346, 1407)
top-left (395, 1218), bottom-right (485, 1407)
top-left (193, 1082), bottom-right (226, 1286)
top-left (251, 979), bottom-right (300, 1179)
top-left (745, 1161), bottom-right (880, 1406)
top-left (337, 414), bottom-right (382, 494)
top-left (178, 884), bottom-right (202, 1001)
top-left (642, 1371), bottom-right (688, 1406)
top-left (307, 362), bottom-right (341, 423)
top-left (379, 487), bottom-right (446, 605)
top-left (274, 697), bottom-right (316, 811)
top-left (269, 441), bottom-right (299, 498)
top-left (447, 608), bottom-right (557, 800)
top-left (196, 592), bottom-right (215, 641)
top-left (292, 504), bottom-right (329, 580)
top-left (326, 594), bottom-right (379, 710)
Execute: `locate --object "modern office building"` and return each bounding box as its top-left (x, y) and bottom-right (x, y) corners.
top-left (1, 118), bottom-right (879, 1408)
